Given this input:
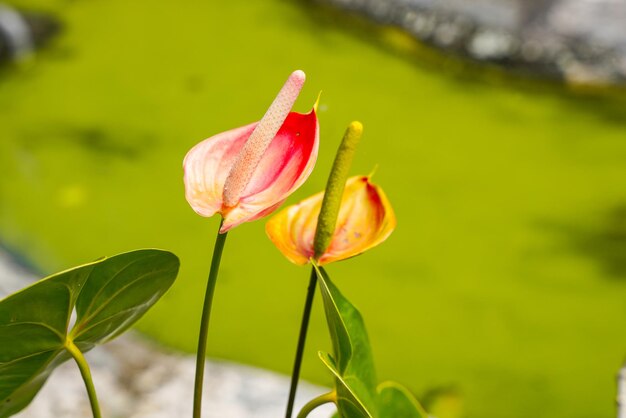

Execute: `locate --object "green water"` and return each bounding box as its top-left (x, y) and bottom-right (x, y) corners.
top-left (1, 1), bottom-right (626, 417)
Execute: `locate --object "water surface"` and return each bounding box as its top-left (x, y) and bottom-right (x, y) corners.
top-left (1, 1), bottom-right (626, 417)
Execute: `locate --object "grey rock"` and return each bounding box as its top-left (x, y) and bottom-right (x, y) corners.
top-left (320, 0), bottom-right (626, 85)
top-left (0, 3), bottom-right (60, 63)
top-left (14, 336), bottom-right (335, 418)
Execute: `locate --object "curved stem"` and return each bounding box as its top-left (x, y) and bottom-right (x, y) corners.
top-left (193, 220), bottom-right (229, 418)
top-left (285, 267), bottom-right (318, 418)
top-left (65, 340), bottom-right (102, 418)
top-left (296, 391), bottom-right (336, 418)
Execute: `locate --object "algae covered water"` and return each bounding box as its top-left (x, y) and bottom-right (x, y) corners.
top-left (1, 1), bottom-right (626, 417)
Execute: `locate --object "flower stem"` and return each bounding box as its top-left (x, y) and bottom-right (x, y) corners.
top-left (285, 267), bottom-right (318, 418)
top-left (65, 339), bottom-right (102, 418)
top-left (286, 122), bottom-right (363, 417)
top-left (193, 220), bottom-right (228, 418)
top-left (296, 391), bottom-right (336, 418)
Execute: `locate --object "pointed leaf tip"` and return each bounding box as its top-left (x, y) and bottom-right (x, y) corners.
top-left (313, 91), bottom-right (322, 113)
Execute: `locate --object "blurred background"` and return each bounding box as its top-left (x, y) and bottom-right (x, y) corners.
top-left (1, 0), bottom-right (626, 417)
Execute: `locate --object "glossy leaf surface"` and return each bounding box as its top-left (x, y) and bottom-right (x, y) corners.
top-left (313, 264), bottom-right (427, 418)
top-left (0, 249), bottom-right (179, 417)
top-left (314, 263), bottom-right (377, 417)
top-left (377, 382), bottom-right (428, 418)
top-left (318, 351), bottom-right (372, 418)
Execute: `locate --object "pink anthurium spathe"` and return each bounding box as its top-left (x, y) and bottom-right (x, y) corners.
top-left (266, 175), bottom-right (396, 265)
top-left (183, 70), bottom-right (319, 233)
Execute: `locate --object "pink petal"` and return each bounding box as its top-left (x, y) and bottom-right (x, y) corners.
top-left (183, 123), bottom-right (256, 217)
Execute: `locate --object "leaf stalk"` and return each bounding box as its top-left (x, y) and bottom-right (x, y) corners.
top-left (65, 339), bottom-right (102, 418)
top-left (296, 391), bottom-right (336, 418)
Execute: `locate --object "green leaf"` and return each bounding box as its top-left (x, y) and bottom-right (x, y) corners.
top-left (318, 351), bottom-right (372, 418)
top-left (312, 264), bottom-right (428, 418)
top-left (0, 249), bottom-right (179, 417)
top-left (376, 382), bottom-right (428, 418)
top-left (313, 263), bottom-right (378, 418)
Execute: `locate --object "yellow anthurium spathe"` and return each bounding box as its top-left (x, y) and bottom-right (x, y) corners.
top-left (266, 175), bottom-right (396, 265)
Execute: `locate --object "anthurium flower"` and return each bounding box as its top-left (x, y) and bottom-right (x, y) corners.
top-left (183, 70), bottom-right (319, 233)
top-left (266, 175), bottom-right (396, 265)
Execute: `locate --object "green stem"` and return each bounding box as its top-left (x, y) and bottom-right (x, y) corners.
top-left (296, 391), bottom-right (336, 418)
top-left (65, 339), bottom-right (102, 418)
top-left (288, 122), bottom-right (362, 417)
top-left (285, 267), bottom-right (318, 418)
top-left (193, 220), bottom-right (228, 418)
